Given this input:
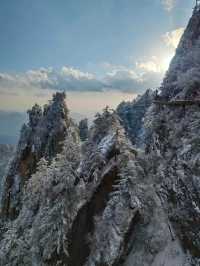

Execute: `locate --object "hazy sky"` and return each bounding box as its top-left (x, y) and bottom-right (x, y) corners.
top-left (0, 0), bottom-right (194, 116)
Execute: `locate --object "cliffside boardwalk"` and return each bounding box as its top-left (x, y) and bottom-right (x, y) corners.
top-left (154, 99), bottom-right (200, 107)
top-left (1, 3), bottom-right (200, 266)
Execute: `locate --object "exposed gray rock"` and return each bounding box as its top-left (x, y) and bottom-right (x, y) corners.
top-left (161, 7), bottom-right (200, 100)
top-left (0, 144), bottom-right (15, 178)
top-left (0, 92), bottom-right (79, 220)
top-left (0, 105), bottom-right (191, 266)
top-left (117, 89), bottom-right (154, 146)
top-left (142, 7), bottom-right (200, 265)
top-left (0, 144), bottom-right (15, 195)
top-left (79, 118), bottom-right (89, 141)
top-left (0, 5), bottom-right (200, 266)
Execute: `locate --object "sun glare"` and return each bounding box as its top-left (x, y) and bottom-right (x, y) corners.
top-left (162, 53), bottom-right (174, 72)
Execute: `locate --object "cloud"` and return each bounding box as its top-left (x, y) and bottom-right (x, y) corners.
top-left (26, 67), bottom-right (104, 91)
top-left (0, 64), bottom-right (164, 96)
top-left (161, 0), bottom-right (176, 11)
top-left (162, 27), bottom-right (184, 49)
top-left (61, 66), bottom-right (94, 80)
top-left (104, 67), bottom-right (163, 92)
top-left (0, 25), bottom-right (185, 98)
top-left (136, 53), bottom-right (176, 74)
top-left (134, 27), bottom-right (185, 79)
top-left (104, 69), bottom-right (141, 92)
top-left (136, 56), bottom-right (163, 73)
top-left (100, 62), bottom-right (129, 74)
top-left (0, 67), bottom-right (105, 96)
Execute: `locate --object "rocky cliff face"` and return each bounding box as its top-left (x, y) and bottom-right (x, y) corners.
top-left (0, 92), bottom-right (79, 220)
top-left (0, 6), bottom-right (200, 266)
top-left (0, 144), bottom-right (15, 189)
top-left (142, 7), bottom-right (200, 264)
top-left (0, 97), bottom-right (194, 266)
top-left (161, 7), bottom-right (200, 100)
top-left (0, 106), bottom-right (142, 266)
top-left (117, 89), bottom-right (154, 146)
top-left (79, 118), bottom-right (89, 142)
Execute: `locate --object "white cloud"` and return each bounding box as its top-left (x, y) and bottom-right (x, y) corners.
top-left (103, 27), bottom-right (185, 91)
top-left (61, 66), bottom-right (94, 80)
top-left (161, 0), bottom-right (176, 11)
top-left (0, 25), bottom-right (186, 99)
top-left (162, 27), bottom-right (184, 49)
top-left (0, 64), bottom-right (165, 96)
top-left (104, 67), bottom-right (163, 92)
top-left (136, 56), bottom-right (162, 73)
top-left (104, 69), bottom-right (141, 92)
top-left (134, 27), bottom-right (184, 78)
top-left (100, 62), bottom-right (128, 74)
top-left (136, 53), bottom-right (176, 74)
top-left (0, 67), bottom-right (105, 95)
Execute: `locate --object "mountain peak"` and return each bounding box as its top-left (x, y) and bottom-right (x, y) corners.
top-left (161, 8), bottom-right (200, 100)
top-left (0, 92), bottom-right (79, 220)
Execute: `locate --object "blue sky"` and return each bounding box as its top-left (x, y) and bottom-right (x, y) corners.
top-left (0, 0), bottom-right (195, 143)
top-left (0, 0), bottom-right (193, 73)
top-left (0, 0), bottom-right (195, 121)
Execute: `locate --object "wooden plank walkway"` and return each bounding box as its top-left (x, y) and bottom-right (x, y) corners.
top-left (153, 100), bottom-right (200, 107)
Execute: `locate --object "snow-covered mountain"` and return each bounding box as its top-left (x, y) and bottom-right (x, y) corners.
top-left (117, 89), bottom-right (155, 146)
top-left (142, 7), bottom-right (200, 264)
top-left (0, 92), bottom-right (79, 220)
top-left (0, 6), bottom-right (200, 266)
top-left (0, 144), bottom-right (15, 188)
top-left (161, 6), bottom-right (200, 100)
